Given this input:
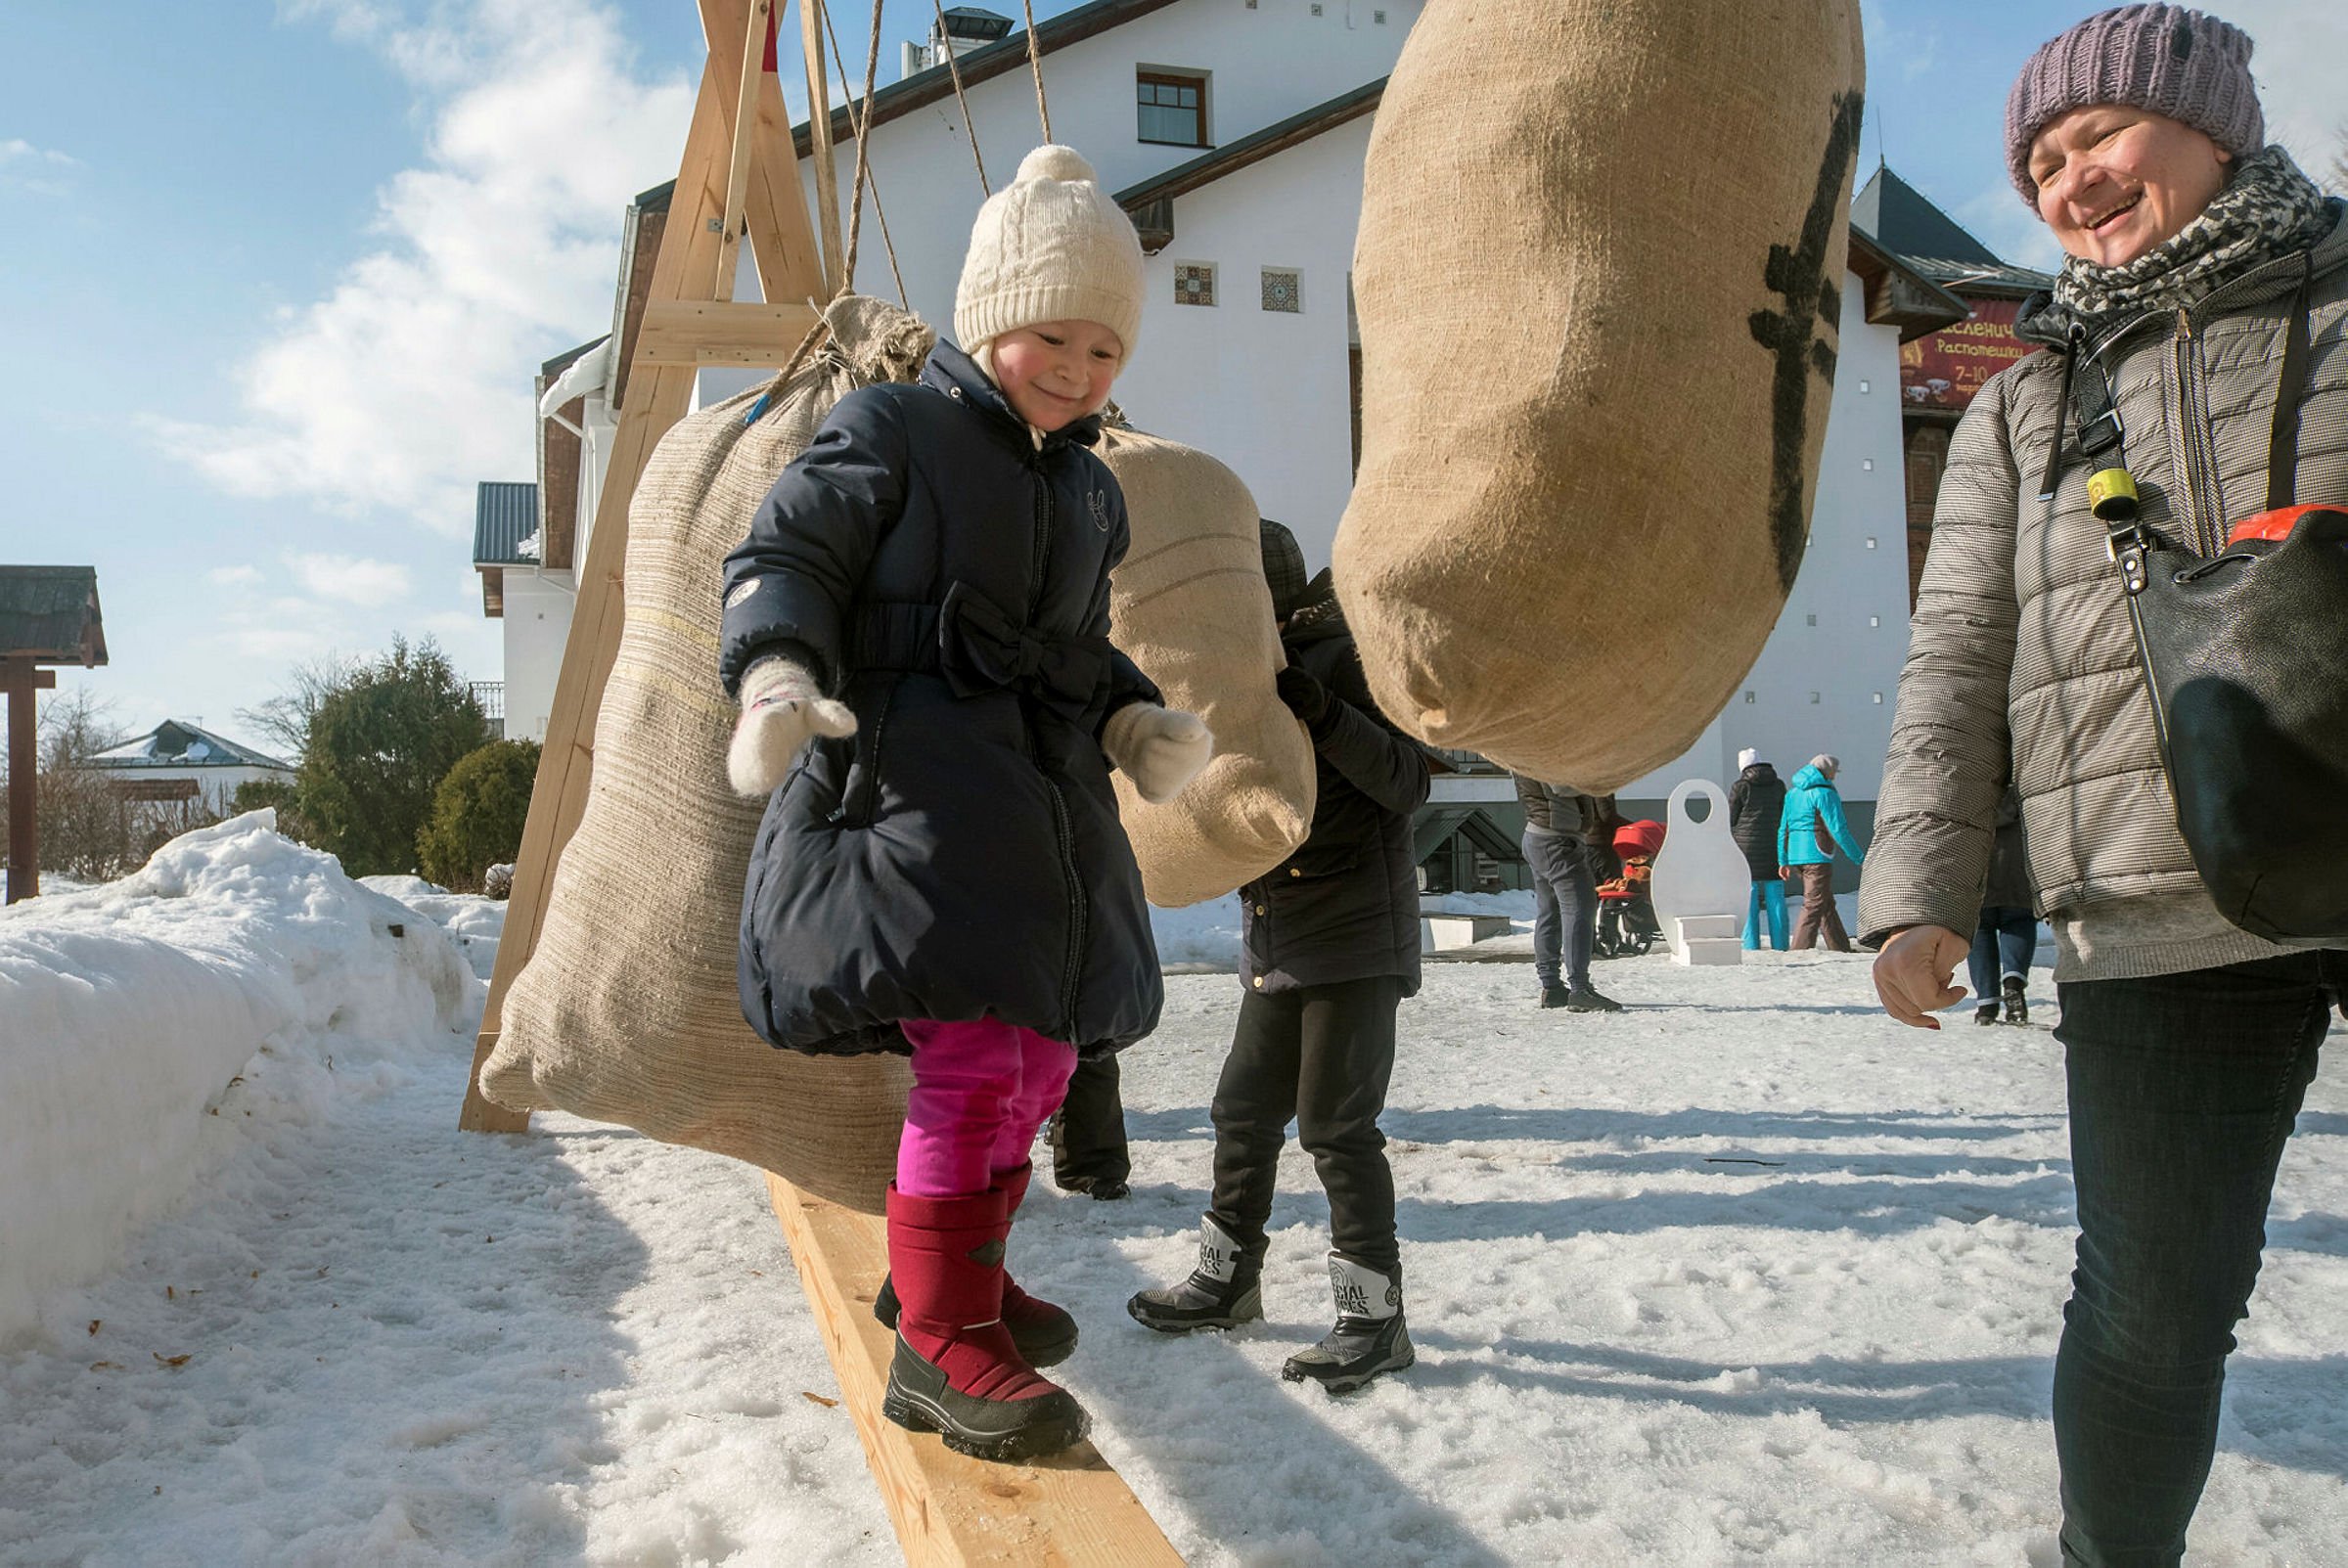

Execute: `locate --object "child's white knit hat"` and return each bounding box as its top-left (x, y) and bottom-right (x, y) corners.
top-left (956, 145), bottom-right (1146, 363)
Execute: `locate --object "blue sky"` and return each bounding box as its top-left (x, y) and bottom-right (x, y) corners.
top-left (4, 1), bottom-right (2341, 748)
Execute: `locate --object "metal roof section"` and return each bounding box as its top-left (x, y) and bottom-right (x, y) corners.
top-left (1853, 165), bottom-right (2003, 267)
top-left (1902, 253), bottom-right (2054, 297)
top-left (473, 481), bottom-right (541, 567)
top-left (791, 0), bottom-right (1187, 155)
top-left (0, 565), bottom-right (107, 667)
top-left (90, 718), bottom-right (293, 773)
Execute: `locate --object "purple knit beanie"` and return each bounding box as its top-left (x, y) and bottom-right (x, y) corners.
top-left (2005, 5), bottom-right (2263, 204)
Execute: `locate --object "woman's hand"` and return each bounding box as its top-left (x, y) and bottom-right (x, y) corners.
top-left (1872, 924), bottom-right (1971, 1029)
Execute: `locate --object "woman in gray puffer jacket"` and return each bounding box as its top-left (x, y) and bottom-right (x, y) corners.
top-left (1858, 9), bottom-right (2346, 1565)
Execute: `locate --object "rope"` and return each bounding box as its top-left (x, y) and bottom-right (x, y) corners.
top-left (930, 0), bottom-right (989, 195)
top-left (1016, 0), bottom-right (1052, 142)
top-left (831, 0), bottom-right (886, 296)
top-left (823, 0), bottom-right (908, 306)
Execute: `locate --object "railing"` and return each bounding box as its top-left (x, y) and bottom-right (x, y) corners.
top-left (469, 681), bottom-right (505, 721)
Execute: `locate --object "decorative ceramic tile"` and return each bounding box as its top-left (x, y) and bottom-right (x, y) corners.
top-left (1175, 263), bottom-right (1216, 307)
top-left (1260, 268), bottom-right (1302, 314)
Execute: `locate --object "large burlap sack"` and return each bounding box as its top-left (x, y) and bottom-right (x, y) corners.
top-left (1098, 426), bottom-right (1316, 907)
top-left (478, 296), bottom-right (932, 1212)
top-left (1334, 0), bottom-right (1866, 791)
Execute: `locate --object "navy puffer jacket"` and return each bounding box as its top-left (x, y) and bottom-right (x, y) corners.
top-left (717, 343), bottom-right (1164, 1059)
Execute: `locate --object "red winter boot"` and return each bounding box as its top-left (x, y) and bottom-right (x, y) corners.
top-left (875, 1162), bottom-right (1078, 1366)
top-left (880, 1185), bottom-right (1090, 1461)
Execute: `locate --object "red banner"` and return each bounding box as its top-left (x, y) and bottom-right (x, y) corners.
top-left (1900, 298), bottom-right (2033, 411)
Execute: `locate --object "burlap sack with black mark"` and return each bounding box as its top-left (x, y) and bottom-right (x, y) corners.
top-left (1333, 0), bottom-right (1865, 791)
top-left (1097, 426), bottom-right (1315, 906)
top-left (479, 296), bottom-right (931, 1212)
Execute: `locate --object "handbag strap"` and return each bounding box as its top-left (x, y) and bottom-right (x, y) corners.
top-left (2266, 255), bottom-right (2316, 512)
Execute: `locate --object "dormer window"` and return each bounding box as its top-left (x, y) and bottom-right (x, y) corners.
top-left (1137, 69), bottom-right (1209, 148)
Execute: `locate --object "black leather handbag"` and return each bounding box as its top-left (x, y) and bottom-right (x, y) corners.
top-left (2050, 260), bottom-right (2348, 946)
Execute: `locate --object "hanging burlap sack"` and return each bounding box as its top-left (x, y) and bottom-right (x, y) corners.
top-left (478, 296), bottom-right (932, 1212)
top-left (1097, 426), bottom-right (1316, 907)
top-left (1334, 0), bottom-right (1866, 791)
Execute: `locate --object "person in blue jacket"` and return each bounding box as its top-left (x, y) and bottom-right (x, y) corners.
top-left (1779, 753), bottom-right (1865, 952)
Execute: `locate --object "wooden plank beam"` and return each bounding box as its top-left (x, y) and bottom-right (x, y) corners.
top-left (713, 0), bottom-right (775, 301)
top-left (636, 299), bottom-right (823, 366)
top-left (5, 658), bottom-right (56, 906)
top-left (798, 0), bottom-right (845, 294)
top-left (745, 51), bottom-right (827, 306)
top-left (766, 1175), bottom-right (1188, 1567)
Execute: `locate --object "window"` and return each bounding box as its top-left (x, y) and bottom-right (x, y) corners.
top-left (1138, 70), bottom-right (1207, 148)
top-left (1261, 268), bottom-right (1301, 313)
top-left (1174, 263), bottom-right (1216, 307)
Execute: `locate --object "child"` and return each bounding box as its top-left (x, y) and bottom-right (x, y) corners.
top-left (717, 146), bottom-right (1212, 1461)
top-left (1128, 525), bottom-right (1430, 1394)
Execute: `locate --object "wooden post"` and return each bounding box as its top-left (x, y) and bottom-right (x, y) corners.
top-left (798, 0), bottom-right (845, 294)
top-left (4, 659), bottom-right (56, 906)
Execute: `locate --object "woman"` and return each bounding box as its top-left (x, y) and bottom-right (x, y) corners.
top-left (1969, 788), bottom-right (2036, 1026)
top-left (1779, 753), bottom-right (1864, 952)
top-left (1860, 8), bottom-right (2346, 1564)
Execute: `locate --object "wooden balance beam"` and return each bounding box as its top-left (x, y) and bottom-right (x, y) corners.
top-left (769, 1176), bottom-right (1186, 1566)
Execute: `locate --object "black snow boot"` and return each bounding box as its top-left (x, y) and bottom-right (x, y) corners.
top-left (1540, 984), bottom-right (1570, 1009)
top-left (1282, 1253), bottom-right (1413, 1394)
top-left (1974, 1002), bottom-right (2000, 1025)
top-left (1565, 986), bottom-right (1624, 1013)
top-left (1128, 1215), bottom-right (1263, 1332)
top-left (2002, 976), bottom-right (2029, 1026)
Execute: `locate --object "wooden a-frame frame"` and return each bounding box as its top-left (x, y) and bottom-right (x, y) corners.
top-left (455, 5), bottom-right (1184, 1561)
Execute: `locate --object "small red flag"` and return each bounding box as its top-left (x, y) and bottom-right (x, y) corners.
top-left (762, 2), bottom-right (780, 71)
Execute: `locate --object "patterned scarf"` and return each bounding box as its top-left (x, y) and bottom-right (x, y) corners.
top-left (2051, 145), bottom-right (2334, 324)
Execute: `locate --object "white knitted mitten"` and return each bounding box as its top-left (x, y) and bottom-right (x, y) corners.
top-left (1102, 703), bottom-right (1213, 804)
top-left (727, 655), bottom-right (858, 797)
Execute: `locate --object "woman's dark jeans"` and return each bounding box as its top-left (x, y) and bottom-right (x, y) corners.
top-left (2052, 951), bottom-right (2342, 1568)
top-left (1969, 905), bottom-right (2038, 1001)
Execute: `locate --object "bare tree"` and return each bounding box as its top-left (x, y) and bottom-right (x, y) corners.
top-left (2332, 120), bottom-right (2348, 197)
top-left (0, 689), bottom-right (226, 886)
top-left (237, 653), bottom-right (361, 763)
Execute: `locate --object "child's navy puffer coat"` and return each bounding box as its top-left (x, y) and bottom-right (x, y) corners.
top-left (717, 343), bottom-right (1164, 1059)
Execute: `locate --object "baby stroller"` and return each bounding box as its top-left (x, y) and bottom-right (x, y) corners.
top-left (1595, 819), bottom-right (1666, 959)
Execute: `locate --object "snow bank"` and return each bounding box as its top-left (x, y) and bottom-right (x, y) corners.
top-left (359, 875), bottom-right (509, 980)
top-left (0, 813), bottom-right (478, 1344)
top-left (1151, 892), bottom-right (1243, 968)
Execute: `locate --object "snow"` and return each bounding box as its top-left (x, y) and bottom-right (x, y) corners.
top-left (3, 820), bottom-right (2343, 1565)
top-left (359, 875), bottom-right (509, 980)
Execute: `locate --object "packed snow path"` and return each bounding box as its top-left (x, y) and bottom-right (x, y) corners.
top-left (6, 944), bottom-right (2344, 1561)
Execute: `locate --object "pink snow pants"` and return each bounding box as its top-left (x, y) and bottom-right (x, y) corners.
top-left (896, 1019), bottom-right (1080, 1198)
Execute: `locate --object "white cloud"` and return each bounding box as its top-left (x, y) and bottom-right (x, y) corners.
top-left (153, 1), bottom-right (693, 538)
top-left (207, 564), bottom-right (266, 588)
top-left (288, 553), bottom-right (414, 605)
top-left (2, 137), bottom-right (82, 194)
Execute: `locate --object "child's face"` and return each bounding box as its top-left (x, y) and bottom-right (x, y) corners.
top-left (990, 320), bottom-right (1124, 431)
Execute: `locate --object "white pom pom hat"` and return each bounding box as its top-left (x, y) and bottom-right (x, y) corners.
top-left (955, 144), bottom-right (1147, 364)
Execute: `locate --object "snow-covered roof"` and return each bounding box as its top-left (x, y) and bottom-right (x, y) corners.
top-left (89, 719), bottom-right (294, 773)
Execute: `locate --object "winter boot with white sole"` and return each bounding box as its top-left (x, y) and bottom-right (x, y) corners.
top-left (1127, 1215), bottom-right (1264, 1332)
top-left (1282, 1253), bottom-right (1413, 1394)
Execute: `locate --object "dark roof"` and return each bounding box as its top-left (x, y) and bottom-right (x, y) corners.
top-left (1847, 228), bottom-right (1970, 341)
top-left (792, 0), bottom-right (1185, 154)
top-left (1902, 253), bottom-right (2055, 297)
top-left (1114, 77), bottom-right (1385, 215)
top-left (541, 334), bottom-right (609, 380)
top-left (90, 719), bottom-right (293, 774)
top-left (1853, 165), bottom-right (2001, 266)
top-left (473, 481), bottom-right (540, 567)
top-left (0, 565), bottom-right (107, 666)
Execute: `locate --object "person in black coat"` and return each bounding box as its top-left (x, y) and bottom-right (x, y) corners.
top-left (1129, 521), bottom-right (1431, 1395)
top-left (1513, 774), bottom-right (1623, 1011)
top-left (1968, 787), bottom-right (2035, 1025)
top-left (719, 146), bottom-right (1213, 1462)
top-left (1728, 748), bottom-right (1790, 951)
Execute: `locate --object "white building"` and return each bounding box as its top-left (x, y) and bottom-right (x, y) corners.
top-left (86, 720), bottom-right (294, 815)
top-left (486, 0), bottom-right (1956, 875)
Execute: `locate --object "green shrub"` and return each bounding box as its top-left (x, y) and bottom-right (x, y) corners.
top-left (417, 739), bottom-right (541, 892)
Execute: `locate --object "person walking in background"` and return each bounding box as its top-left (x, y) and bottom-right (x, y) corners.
top-left (1514, 774), bottom-right (1623, 1012)
top-left (1128, 522), bottom-right (1429, 1394)
top-left (1728, 748), bottom-right (1790, 951)
top-left (1969, 788), bottom-right (2036, 1026)
top-left (1864, 9), bottom-right (2348, 1560)
top-left (1779, 753), bottom-right (1864, 953)
top-left (1048, 1055), bottom-right (1130, 1199)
